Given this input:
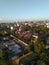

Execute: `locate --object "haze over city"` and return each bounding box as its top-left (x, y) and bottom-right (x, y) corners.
top-left (0, 0), bottom-right (49, 22)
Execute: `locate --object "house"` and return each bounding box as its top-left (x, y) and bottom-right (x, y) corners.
top-left (9, 52), bottom-right (34, 65)
top-left (20, 31), bottom-right (32, 40)
top-left (31, 33), bottom-right (38, 43)
top-left (2, 40), bottom-right (22, 55)
top-left (2, 37), bottom-right (28, 58)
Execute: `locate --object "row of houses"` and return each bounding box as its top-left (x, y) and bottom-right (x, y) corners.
top-left (1, 36), bottom-right (35, 65)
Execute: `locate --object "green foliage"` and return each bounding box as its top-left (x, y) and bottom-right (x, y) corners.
top-left (19, 52), bottom-right (37, 65)
top-left (23, 25), bottom-right (31, 31)
top-left (46, 30), bottom-right (49, 36)
top-left (0, 50), bottom-right (11, 65)
top-left (40, 52), bottom-right (49, 64)
top-left (28, 38), bottom-right (45, 54)
top-left (28, 38), bottom-right (49, 65)
top-left (0, 33), bottom-right (3, 41)
top-left (37, 60), bottom-right (46, 65)
top-left (28, 42), bottom-right (34, 52)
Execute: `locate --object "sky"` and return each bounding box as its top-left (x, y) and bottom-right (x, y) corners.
top-left (0, 0), bottom-right (49, 21)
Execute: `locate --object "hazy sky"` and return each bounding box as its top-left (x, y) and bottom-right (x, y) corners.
top-left (0, 0), bottom-right (49, 20)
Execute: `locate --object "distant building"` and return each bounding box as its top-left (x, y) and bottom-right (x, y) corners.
top-left (17, 23), bottom-right (19, 27)
top-left (46, 22), bottom-right (49, 28)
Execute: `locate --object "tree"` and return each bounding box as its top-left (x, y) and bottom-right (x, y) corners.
top-left (40, 52), bottom-right (49, 65)
top-left (37, 60), bottom-right (46, 65)
top-left (28, 38), bottom-right (46, 54)
top-left (0, 50), bottom-right (11, 65)
top-left (23, 25), bottom-right (31, 31)
top-left (28, 42), bottom-right (34, 52)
